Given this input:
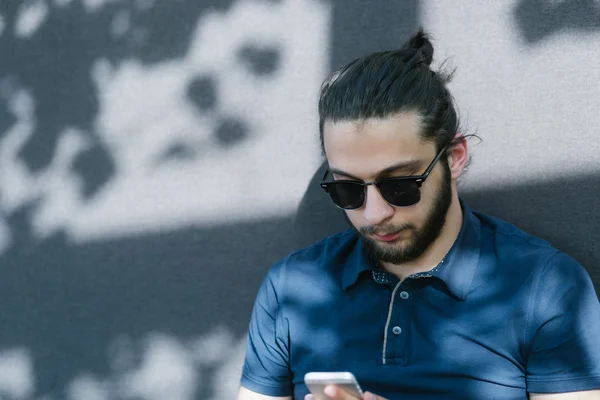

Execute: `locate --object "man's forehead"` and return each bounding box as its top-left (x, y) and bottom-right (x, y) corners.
top-left (323, 114), bottom-right (436, 179)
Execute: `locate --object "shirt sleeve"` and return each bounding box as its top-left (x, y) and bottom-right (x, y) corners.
top-left (525, 251), bottom-right (600, 393)
top-left (240, 262), bottom-right (293, 397)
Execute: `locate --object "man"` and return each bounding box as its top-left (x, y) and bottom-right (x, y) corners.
top-left (236, 29), bottom-right (600, 399)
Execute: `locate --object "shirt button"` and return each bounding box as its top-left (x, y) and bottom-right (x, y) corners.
top-left (392, 326), bottom-right (402, 335)
top-left (400, 291), bottom-right (409, 300)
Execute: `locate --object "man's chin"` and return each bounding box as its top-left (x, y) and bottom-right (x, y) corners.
top-left (367, 240), bottom-right (417, 262)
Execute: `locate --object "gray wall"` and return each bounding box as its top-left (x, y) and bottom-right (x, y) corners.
top-left (0, 0), bottom-right (597, 398)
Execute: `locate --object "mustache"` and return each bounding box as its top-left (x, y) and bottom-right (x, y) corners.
top-left (360, 224), bottom-right (414, 236)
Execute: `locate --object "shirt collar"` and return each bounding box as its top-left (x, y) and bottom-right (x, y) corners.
top-left (434, 200), bottom-right (481, 301)
top-left (340, 199), bottom-right (481, 300)
top-left (341, 234), bottom-right (374, 290)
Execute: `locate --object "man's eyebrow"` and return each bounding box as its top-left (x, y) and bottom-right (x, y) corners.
top-left (329, 159), bottom-right (422, 181)
top-left (378, 160), bottom-right (422, 176)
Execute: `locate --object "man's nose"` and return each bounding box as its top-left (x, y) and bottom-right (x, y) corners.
top-left (362, 185), bottom-right (395, 225)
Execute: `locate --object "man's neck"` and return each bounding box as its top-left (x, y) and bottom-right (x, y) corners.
top-left (381, 195), bottom-right (464, 281)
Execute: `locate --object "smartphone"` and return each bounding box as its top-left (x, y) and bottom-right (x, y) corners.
top-left (304, 371), bottom-right (364, 399)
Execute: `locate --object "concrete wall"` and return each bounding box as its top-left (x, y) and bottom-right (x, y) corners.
top-left (0, 0), bottom-right (597, 398)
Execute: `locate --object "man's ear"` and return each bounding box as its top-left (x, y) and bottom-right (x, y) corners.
top-left (447, 134), bottom-right (468, 180)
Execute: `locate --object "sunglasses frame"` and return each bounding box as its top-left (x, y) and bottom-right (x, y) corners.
top-left (320, 146), bottom-right (448, 210)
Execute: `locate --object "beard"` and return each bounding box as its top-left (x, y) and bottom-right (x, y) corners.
top-left (346, 163), bottom-right (453, 265)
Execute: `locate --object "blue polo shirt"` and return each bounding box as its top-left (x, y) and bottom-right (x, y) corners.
top-left (240, 202), bottom-right (600, 399)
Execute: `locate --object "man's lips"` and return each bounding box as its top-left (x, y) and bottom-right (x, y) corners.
top-left (372, 231), bottom-right (402, 242)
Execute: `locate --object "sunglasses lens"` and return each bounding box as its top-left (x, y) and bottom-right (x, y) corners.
top-left (327, 182), bottom-right (365, 209)
top-left (378, 179), bottom-right (421, 207)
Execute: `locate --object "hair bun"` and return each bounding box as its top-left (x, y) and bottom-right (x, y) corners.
top-left (402, 28), bottom-right (434, 66)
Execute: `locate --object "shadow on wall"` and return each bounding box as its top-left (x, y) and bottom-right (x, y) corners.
top-left (0, 0), bottom-right (236, 197)
top-left (0, 205), bottom-right (304, 398)
top-left (328, 0), bottom-right (420, 66)
top-left (513, 0), bottom-right (600, 44)
top-left (0, 1), bottom-right (287, 398)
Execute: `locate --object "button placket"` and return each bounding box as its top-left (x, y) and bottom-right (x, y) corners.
top-left (383, 285), bottom-right (412, 364)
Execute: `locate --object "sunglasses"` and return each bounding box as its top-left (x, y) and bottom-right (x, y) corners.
top-left (320, 146), bottom-right (447, 210)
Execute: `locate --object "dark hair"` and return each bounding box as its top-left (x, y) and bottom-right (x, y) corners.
top-left (318, 28), bottom-right (469, 156)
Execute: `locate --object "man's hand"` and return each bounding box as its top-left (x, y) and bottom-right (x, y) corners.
top-left (304, 385), bottom-right (387, 400)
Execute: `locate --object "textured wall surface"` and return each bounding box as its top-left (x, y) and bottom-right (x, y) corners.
top-left (0, 0), bottom-right (597, 398)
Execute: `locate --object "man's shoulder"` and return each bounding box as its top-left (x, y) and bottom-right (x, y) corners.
top-left (472, 209), bottom-right (560, 265)
top-left (285, 228), bottom-right (358, 265)
top-left (475, 210), bottom-right (551, 244)
top-left (259, 229), bottom-right (360, 301)
top-left (468, 208), bottom-right (593, 299)
top-left (268, 229), bottom-right (359, 275)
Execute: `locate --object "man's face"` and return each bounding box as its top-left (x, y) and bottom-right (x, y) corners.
top-left (323, 112), bottom-right (453, 264)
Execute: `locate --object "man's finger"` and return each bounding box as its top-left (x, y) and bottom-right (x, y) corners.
top-left (363, 391), bottom-right (387, 400)
top-left (323, 385), bottom-right (361, 399)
